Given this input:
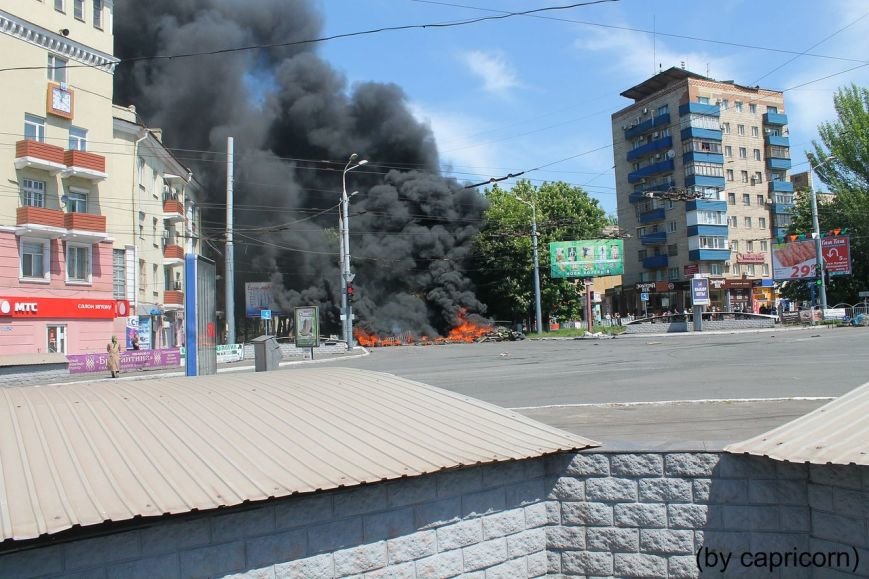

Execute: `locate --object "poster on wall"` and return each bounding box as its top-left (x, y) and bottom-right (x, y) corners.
top-left (126, 316), bottom-right (139, 350)
top-left (137, 316), bottom-right (152, 350)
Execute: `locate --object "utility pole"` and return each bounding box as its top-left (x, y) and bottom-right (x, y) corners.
top-left (515, 197), bottom-right (543, 335)
top-left (342, 154), bottom-right (367, 349)
top-left (225, 136), bottom-right (235, 345)
top-left (810, 186), bottom-right (828, 313)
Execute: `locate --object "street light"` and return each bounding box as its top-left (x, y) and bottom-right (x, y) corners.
top-left (808, 155), bottom-right (835, 313)
top-left (341, 154), bottom-right (367, 350)
top-left (514, 196), bottom-right (543, 336)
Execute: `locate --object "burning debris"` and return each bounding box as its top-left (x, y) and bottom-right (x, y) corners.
top-left (114, 0), bottom-right (488, 336)
top-left (354, 310), bottom-right (493, 347)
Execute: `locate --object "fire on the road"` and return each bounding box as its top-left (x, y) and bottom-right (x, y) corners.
top-left (354, 310), bottom-right (492, 347)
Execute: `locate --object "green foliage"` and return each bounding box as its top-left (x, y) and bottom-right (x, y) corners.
top-left (471, 180), bottom-right (609, 323)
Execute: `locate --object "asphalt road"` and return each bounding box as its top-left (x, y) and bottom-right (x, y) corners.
top-left (311, 326), bottom-right (869, 449)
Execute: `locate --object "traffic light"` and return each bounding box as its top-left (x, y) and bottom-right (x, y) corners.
top-left (347, 284), bottom-right (355, 302)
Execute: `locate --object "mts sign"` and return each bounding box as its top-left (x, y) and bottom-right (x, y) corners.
top-left (15, 302), bottom-right (38, 313)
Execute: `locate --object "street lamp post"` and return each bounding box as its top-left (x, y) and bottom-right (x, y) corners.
top-left (809, 155), bottom-right (835, 314)
top-left (515, 197), bottom-right (543, 336)
top-left (341, 154), bottom-right (367, 350)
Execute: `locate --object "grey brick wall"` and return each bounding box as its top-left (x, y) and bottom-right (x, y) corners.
top-left (1, 452), bottom-right (866, 578)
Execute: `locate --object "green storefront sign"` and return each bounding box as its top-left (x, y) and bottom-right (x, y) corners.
top-left (294, 306), bottom-right (320, 348)
top-left (550, 239), bottom-right (624, 278)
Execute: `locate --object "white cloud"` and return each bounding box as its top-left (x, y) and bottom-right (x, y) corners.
top-left (460, 50), bottom-right (522, 95)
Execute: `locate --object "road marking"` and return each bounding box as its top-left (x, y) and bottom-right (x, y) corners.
top-left (508, 396), bottom-right (837, 411)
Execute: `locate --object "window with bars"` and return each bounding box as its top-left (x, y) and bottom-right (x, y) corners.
top-left (113, 249), bottom-right (126, 299)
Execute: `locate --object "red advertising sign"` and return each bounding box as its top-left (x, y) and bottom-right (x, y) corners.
top-left (683, 264), bottom-right (699, 277)
top-left (822, 236), bottom-right (851, 276)
top-left (736, 252), bottom-right (766, 264)
top-left (0, 297), bottom-right (130, 319)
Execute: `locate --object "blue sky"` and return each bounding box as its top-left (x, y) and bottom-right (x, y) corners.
top-left (316, 0), bottom-right (869, 214)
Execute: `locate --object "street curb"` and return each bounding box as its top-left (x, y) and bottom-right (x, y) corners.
top-left (614, 325), bottom-right (834, 339)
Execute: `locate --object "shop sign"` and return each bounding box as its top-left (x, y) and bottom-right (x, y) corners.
top-left (724, 279), bottom-right (753, 289)
top-left (635, 282), bottom-right (656, 293)
top-left (737, 252), bottom-right (766, 264)
top-left (68, 348), bottom-right (182, 374)
top-left (683, 264), bottom-right (699, 277)
top-left (0, 297), bottom-right (129, 319)
top-left (709, 278), bottom-right (727, 290)
top-left (655, 281), bottom-right (675, 292)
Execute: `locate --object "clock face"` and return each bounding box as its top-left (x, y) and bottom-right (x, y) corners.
top-left (52, 88), bottom-right (71, 113)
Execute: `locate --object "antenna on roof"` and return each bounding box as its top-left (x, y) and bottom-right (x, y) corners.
top-left (706, 63), bottom-right (710, 77)
top-left (652, 15), bottom-right (656, 76)
top-left (680, 61), bottom-right (686, 70)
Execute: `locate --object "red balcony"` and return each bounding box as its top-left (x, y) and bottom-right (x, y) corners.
top-left (14, 140), bottom-right (66, 174)
top-left (64, 213), bottom-right (107, 242)
top-left (164, 290), bottom-right (184, 308)
top-left (63, 150), bottom-right (107, 181)
top-left (16, 206), bottom-right (66, 238)
top-left (163, 199), bottom-right (184, 222)
top-left (163, 244), bottom-right (184, 265)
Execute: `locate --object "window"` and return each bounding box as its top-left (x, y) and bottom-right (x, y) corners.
top-left (720, 99), bottom-right (728, 110)
top-left (757, 193), bottom-right (764, 205)
top-left (668, 221), bottom-right (677, 233)
top-left (73, 0), bottom-right (84, 20)
top-left (24, 114), bottom-right (45, 142)
top-left (710, 263), bottom-right (723, 276)
top-left (93, 0), bottom-right (103, 28)
top-left (21, 239), bottom-right (49, 279)
top-left (668, 244), bottom-right (678, 256)
top-left (753, 149), bottom-right (761, 161)
top-left (724, 145), bottom-right (732, 158)
top-left (152, 264), bottom-right (159, 296)
top-left (47, 325), bottom-right (67, 354)
top-left (732, 241), bottom-right (739, 252)
top-left (750, 103), bottom-right (757, 114)
top-left (737, 124), bottom-right (745, 136)
top-left (744, 216), bottom-right (752, 228)
top-left (699, 236), bottom-right (728, 249)
top-left (761, 240), bottom-right (769, 251)
top-left (698, 211), bottom-right (726, 225)
top-left (742, 193), bottom-right (751, 206)
top-left (739, 147), bottom-right (747, 159)
top-left (722, 122), bottom-right (731, 134)
top-left (21, 179), bottom-right (46, 207)
top-left (668, 267), bottom-right (680, 281)
top-left (54, 0), bottom-right (64, 12)
top-left (763, 264), bottom-right (770, 276)
top-left (113, 249), bottom-right (126, 300)
top-left (759, 217), bottom-right (767, 229)
top-left (681, 114), bottom-right (720, 131)
top-left (741, 171), bottom-right (749, 183)
top-left (67, 191), bottom-right (87, 213)
top-left (726, 170), bottom-right (734, 182)
top-left (751, 126), bottom-right (759, 137)
top-left (152, 217), bottom-right (159, 247)
top-left (139, 259), bottom-right (147, 292)
top-left (137, 157), bottom-right (146, 188)
top-left (698, 96), bottom-right (710, 104)
top-left (69, 126), bottom-right (87, 151)
top-left (729, 216), bottom-right (738, 228)
top-left (66, 243), bottom-right (91, 282)
top-left (755, 175), bottom-right (763, 187)
top-left (684, 163), bottom-right (723, 177)
top-left (47, 54), bottom-right (67, 83)
top-left (747, 264), bottom-right (756, 276)
top-left (638, 250), bottom-right (648, 260)
top-left (728, 192), bottom-right (736, 205)
top-left (767, 106), bottom-right (778, 113)
top-left (656, 104), bottom-right (669, 116)
top-left (735, 101), bottom-right (743, 112)
top-left (747, 241), bottom-right (755, 251)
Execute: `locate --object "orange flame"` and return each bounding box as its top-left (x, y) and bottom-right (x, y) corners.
top-left (353, 310), bottom-right (491, 347)
top-left (446, 309), bottom-right (493, 343)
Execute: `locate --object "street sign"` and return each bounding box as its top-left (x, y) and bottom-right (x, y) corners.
top-left (640, 292), bottom-right (649, 302)
top-left (859, 291), bottom-right (869, 298)
top-left (260, 309), bottom-right (272, 320)
top-left (691, 277), bottom-right (710, 306)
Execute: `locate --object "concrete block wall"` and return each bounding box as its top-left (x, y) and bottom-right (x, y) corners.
top-left (0, 365), bottom-right (68, 387)
top-left (242, 342), bottom-right (349, 360)
top-left (623, 318), bottom-right (774, 334)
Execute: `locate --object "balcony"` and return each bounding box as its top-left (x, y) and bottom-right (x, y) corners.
top-left (689, 249), bottom-right (730, 261)
top-left (639, 208), bottom-right (666, 224)
top-left (770, 203), bottom-right (794, 215)
top-left (687, 200), bottom-right (727, 212)
top-left (64, 212), bottom-right (108, 242)
top-left (163, 244), bottom-right (185, 266)
top-left (679, 103), bottom-right (720, 117)
top-left (640, 231), bottom-right (667, 245)
top-left (628, 159), bottom-right (675, 183)
top-left (15, 206), bottom-right (66, 239)
top-left (763, 112), bottom-right (788, 126)
top-left (769, 180), bottom-right (794, 193)
top-left (642, 254), bottom-right (668, 269)
top-left (164, 290), bottom-right (184, 309)
top-left (764, 134), bottom-right (790, 147)
top-left (62, 150), bottom-right (107, 182)
top-left (163, 199), bottom-right (185, 222)
top-left (768, 157), bottom-right (792, 170)
top-left (685, 175), bottom-right (726, 188)
top-left (683, 151), bottom-right (724, 165)
top-left (680, 126), bottom-right (722, 141)
top-left (687, 224), bottom-right (729, 237)
top-left (626, 136), bottom-right (672, 162)
top-left (625, 117), bottom-right (654, 139)
top-left (14, 140), bottom-right (66, 174)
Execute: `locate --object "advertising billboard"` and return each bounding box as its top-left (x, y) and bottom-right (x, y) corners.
top-left (245, 282), bottom-right (281, 317)
top-left (550, 239), bottom-right (624, 278)
top-left (294, 306), bottom-right (320, 348)
top-left (772, 236), bottom-right (852, 280)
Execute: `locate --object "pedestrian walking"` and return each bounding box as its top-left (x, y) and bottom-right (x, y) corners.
top-left (106, 335), bottom-right (121, 378)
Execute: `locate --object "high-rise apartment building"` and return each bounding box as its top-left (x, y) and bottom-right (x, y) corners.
top-left (611, 67), bottom-right (792, 315)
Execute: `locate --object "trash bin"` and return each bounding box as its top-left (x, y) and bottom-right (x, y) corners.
top-left (251, 335), bottom-right (282, 372)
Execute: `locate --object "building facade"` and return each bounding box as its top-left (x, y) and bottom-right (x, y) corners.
top-left (0, 2), bottom-right (200, 357)
top-left (611, 68), bottom-right (791, 314)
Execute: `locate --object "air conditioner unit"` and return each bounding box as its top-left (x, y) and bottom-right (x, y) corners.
top-left (655, 153), bottom-right (662, 160)
top-left (642, 107), bottom-right (649, 114)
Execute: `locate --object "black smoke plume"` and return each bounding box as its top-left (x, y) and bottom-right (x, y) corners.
top-left (113, 0), bottom-right (488, 337)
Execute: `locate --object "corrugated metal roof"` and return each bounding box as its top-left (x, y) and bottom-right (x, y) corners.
top-left (0, 368), bottom-right (597, 542)
top-left (725, 380), bottom-right (869, 466)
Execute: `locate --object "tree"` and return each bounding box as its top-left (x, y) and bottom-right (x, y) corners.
top-left (471, 180), bottom-right (609, 325)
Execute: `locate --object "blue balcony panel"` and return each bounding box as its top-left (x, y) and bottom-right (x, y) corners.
top-left (763, 112), bottom-right (788, 126)
top-left (680, 127), bottom-right (723, 141)
top-left (653, 113), bottom-right (671, 127)
top-left (639, 208), bottom-right (666, 224)
top-left (628, 159), bottom-right (675, 183)
top-left (678, 103), bottom-right (720, 117)
top-left (642, 254), bottom-right (669, 269)
top-left (686, 200), bottom-right (727, 212)
top-left (689, 249), bottom-right (730, 261)
top-left (687, 224), bottom-right (729, 237)
top-left (769, 180), bottom-right (794, 193)
top-left (770, 203), bottom-right (794, 215)
top-left (625, 118), bottom-right (655, 139)
top-left (640, 231), bottom-right (667, 245)
top-left (626, 136), bottom-right (673, 162)
top-left (768, 157), bottom-right (792, 170)
top-left (683, 151), bottom-right (724, 165)
top-left (685, 175), bottom-right (726, 188)
top-left (765, 134), bottom-right (790, 147)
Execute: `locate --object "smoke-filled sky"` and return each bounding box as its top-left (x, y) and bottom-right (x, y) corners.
top-left (114, 0), bottom-right (489, 337)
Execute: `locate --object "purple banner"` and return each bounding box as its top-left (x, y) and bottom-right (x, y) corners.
top-left (68, 349), bottom-right (182, 374)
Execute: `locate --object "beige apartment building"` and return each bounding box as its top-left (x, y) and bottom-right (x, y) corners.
top-left (0, 1), bottom-right (200, 356)
top-left (610, 67), bottom-right (792, 315)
